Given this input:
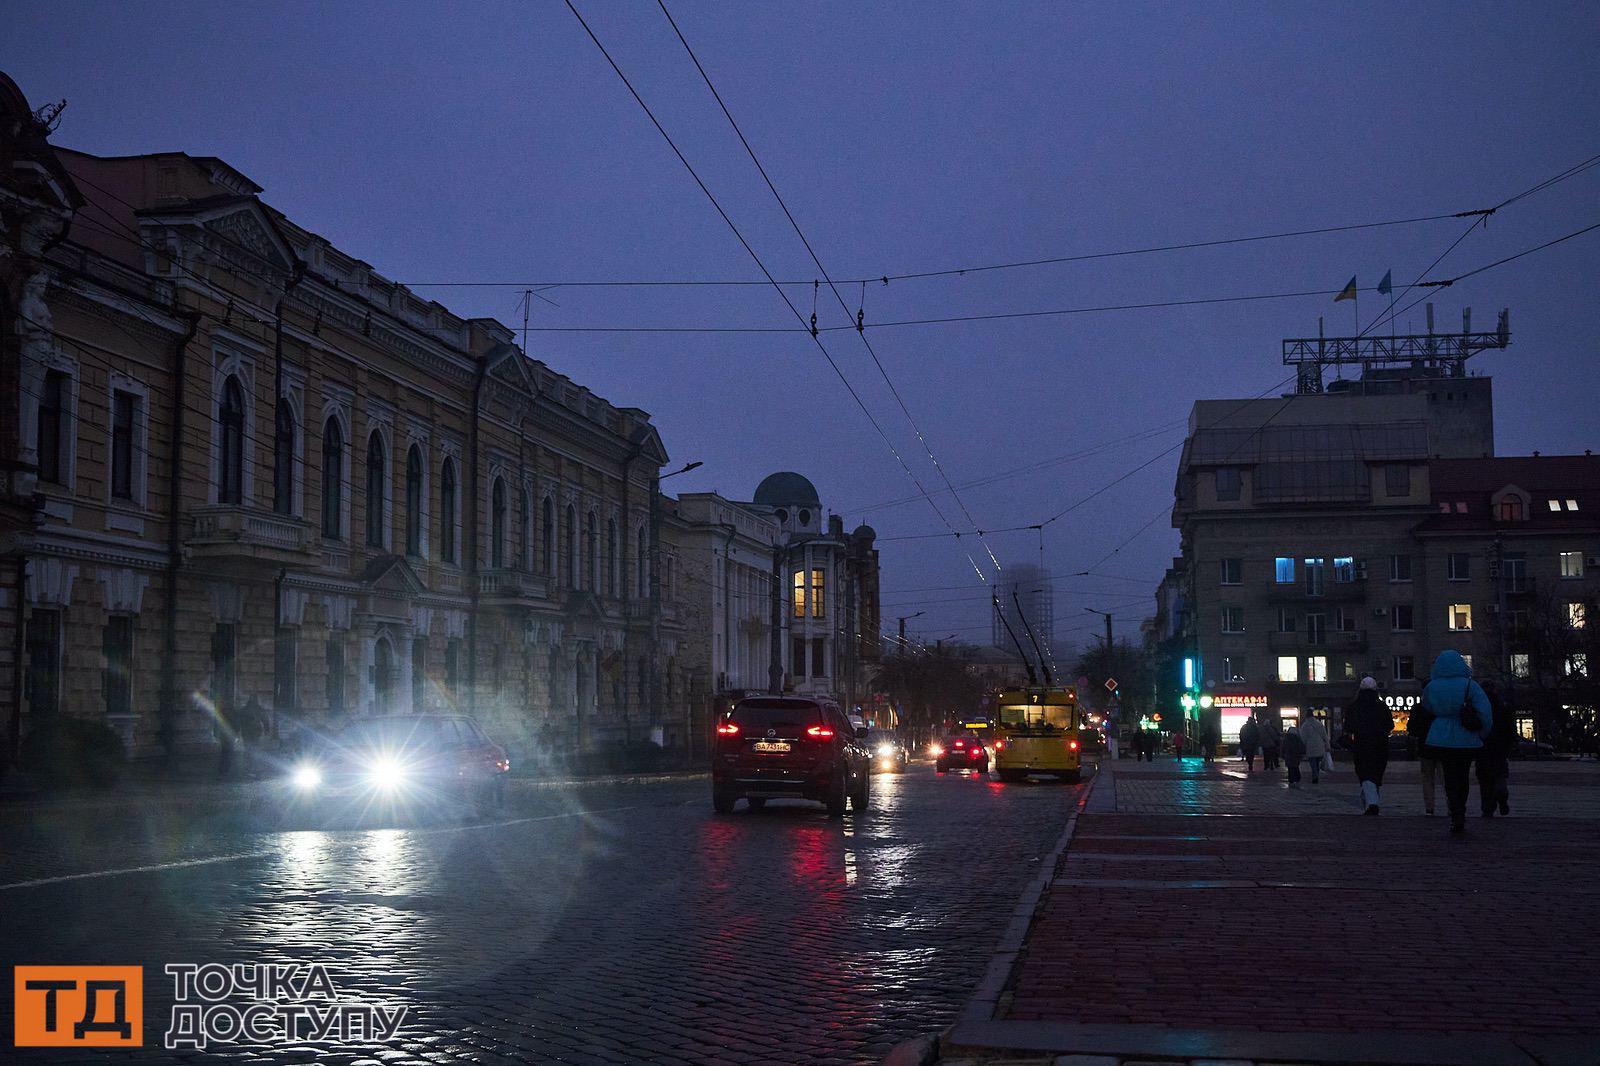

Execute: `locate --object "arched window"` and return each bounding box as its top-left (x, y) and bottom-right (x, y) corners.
top-left (564, 505), bottom-right (577, 587)
top-left (606, 518), bottom-right (618, 597)
top-left (491, 478), bottom-right (507, 569)
top-left (365, 430), bottom-right (386, 548)
top-left (218, 375), bottom-right (246, 504)
top-left (273, 400), bottom-right (295, 515)
top-left (518, 490), bottom-right (531, 571)
top-left (405, 445), bottom-right (424, 556)
top-left (637, 525), bottom-right (648, 598)
top-left (440, 458), bottom-right (458, 564)
top-left (585, 511), bottom-right (598, 590)
top-left (540, 496), bottom-right (554, 575)
top-left (321, 416), bottom-right (343, 539)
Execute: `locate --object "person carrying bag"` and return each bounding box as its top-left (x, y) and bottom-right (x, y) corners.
top-left (1418, 649), bottom-right (1491, 834)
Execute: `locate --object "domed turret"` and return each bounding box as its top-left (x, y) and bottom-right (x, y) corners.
top-left (752, 471), bottom-right (820, 509)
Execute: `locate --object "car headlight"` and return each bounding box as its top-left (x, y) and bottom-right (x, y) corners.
top-left (930, 744), bottom-right (944, 757)
top-left (291, 764), bottom-right (322, 790)
top-left (876, 743), bottom-right (894, 758)
top-left (368, 757), bottom-right (408, 790)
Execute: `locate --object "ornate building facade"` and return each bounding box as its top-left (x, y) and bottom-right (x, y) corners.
top-left (0, 74), bottom-right (689, 769)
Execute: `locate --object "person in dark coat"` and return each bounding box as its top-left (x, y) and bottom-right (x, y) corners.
top-left (1260, 718), bottom-right (1282, 771)
top-left (1475, 679), bottom-right (1514, 817)
top-left (1345, 676), bottom-right (1393, 815)
top-left (1281, 725), bottom-right (1307, 787)
top-left (1238, 715), bottom-right (1261, 771)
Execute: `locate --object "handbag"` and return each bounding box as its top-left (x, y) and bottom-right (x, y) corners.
top-left (1322, 751), bottom-right (1335, 772)
top-left (1459, 685), bottom-right (1485, 735)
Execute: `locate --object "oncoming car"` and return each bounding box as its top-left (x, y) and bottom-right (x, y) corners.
top-left (274, 714), bottom-right (510, 826)
top-left (872, 731), bottom-right (910, 773)
top-left (712, 696), bottom-right (871, 816)
top-left (932, 732), bottom-right (989, 774)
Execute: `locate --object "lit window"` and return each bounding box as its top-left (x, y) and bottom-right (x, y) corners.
top-left (793, 570), bottom-right (805, 618)
top-left (1304, 557), bottom-right (1325, 596)
top-left (1560, 551), bottom-right (1584, 579)
top-left (1307, 656), bottom-right (1328, 683)
top-left (1448, 603), bottom-right (1472, 631)
top-left (1438, 502), bottom-right (1451, 514)
top-left (1454, 502), bottom-right (1467, 514)
top-left (1496, 498), bottom-right (1525, 522)
top-left (1516, 718), bottom-right (1535, 741)
top-left (1548, 499), bottom-right (1561, 512)
top-left (810, 568), bottom-right (825, 618)
top-left (1510, 653), bottom-right (1530, 679)
top-left (1566, 499), bottom-right (1579, 511)
top-left (1277, 656), bottom-right (1299, 682)
top-left (1566, 654), bottom-right (1588, 678)
top-left (1274, 557), bottom-right (1295, 584)
top-left (1568, 602), bottom-right (1587, 629)
top-left (1332, 556), bottom-right (1354, 583)
top-left (1460, 654), bottom-right (1473, 670)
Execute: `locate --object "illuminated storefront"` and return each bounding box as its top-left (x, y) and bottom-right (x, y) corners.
top-left (1214, 694), bottom-right (1267, 743)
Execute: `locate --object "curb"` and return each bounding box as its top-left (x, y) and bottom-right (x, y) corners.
top-left (955, 761), bottom-right (1100, 1024)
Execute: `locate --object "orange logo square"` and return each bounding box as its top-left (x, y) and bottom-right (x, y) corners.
top-left (13, 966), bottom-right (143, 1047)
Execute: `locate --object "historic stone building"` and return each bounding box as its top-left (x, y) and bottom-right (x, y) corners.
top-left (670, 471), bottom-right (881, 748)
top-left (0, 74), bottom-right (688, 769)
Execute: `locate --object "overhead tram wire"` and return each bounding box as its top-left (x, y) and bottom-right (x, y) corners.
top-left (562, 0), bottom-right (987, 582)
top-left (657, 0), bottom-right (1003, 575)
top-left (393, 211), bottom-right (1465, 289)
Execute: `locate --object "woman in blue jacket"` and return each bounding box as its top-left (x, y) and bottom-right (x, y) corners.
top-left (1419, 649), bottom-right (1492, 833)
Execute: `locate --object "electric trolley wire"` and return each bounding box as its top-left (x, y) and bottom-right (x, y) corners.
top-left (563, 0), bottom-right (987, 582)
top-left (656, 0), bottom-right (1003, 576)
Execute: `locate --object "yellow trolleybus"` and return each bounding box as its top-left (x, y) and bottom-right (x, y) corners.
top-left (991, 686), bottom-right (1081, 782)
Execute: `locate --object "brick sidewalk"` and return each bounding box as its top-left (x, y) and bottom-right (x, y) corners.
top-left (918, 757), bottom-right (1600, 1065)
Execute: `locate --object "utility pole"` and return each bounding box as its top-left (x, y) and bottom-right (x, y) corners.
top-left (897, 611), bottom-right (923, 649)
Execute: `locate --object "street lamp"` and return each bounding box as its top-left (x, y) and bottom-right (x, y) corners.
top-left (648, 459), bottom-right (702, 752)
top-left (896, 611), bottom-right (924, 648)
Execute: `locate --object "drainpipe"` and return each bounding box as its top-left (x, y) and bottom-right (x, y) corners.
top-left (466, 355), bottom-right (486, 717)
top-left (159, 311), bottom-right (202, 759)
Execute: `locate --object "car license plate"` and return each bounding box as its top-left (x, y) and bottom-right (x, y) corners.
top-left (752, 740), bottom-right (791, 753)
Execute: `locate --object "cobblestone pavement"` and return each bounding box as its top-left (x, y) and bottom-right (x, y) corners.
top-left (0, 764), bottom-right (1084, 1064)
top-left (1002, 756), bottom-right (1600, 1052)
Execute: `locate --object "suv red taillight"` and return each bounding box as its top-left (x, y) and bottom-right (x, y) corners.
top-left (806, 725), bottom-right (835, 738)
top-left (717, 722), bottom-right (740, 736)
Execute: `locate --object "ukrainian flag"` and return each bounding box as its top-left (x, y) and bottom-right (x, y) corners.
top-left (1334, 276), bottom-right (1358, 302)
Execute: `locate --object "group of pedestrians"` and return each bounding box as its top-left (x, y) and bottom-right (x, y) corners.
top-left (1237, 649), bottom-right (1514, 834)
top-left (1238, 709), bottom-right (1328, 786)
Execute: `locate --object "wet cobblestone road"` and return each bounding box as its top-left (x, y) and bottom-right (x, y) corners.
top-left (1, 765), bottom-right (1084, 1064)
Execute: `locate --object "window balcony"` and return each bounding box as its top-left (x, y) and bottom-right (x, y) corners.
top-left (477, 568), bottom-right (550, 603)
top-left (188, 505), bottom-right (316, 566)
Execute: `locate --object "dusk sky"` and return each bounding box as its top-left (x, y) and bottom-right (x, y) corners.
top-left (9, 1), bottom-right (1598, 659)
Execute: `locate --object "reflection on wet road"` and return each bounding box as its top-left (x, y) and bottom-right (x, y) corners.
top-left (1, 767), bottom-right (1083, 1064)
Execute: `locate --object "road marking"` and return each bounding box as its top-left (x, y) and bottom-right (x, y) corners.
top-left (0, 851), bottom-right (275, 891)
top-left (0, 805), bottom-right (650, 891)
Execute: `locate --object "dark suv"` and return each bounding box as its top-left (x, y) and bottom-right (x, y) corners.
top-left (713, 696), bottom-right (871, 816)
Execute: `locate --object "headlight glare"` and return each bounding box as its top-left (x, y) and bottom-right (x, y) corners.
top-left (368, 757), bottom-right (407, 790)
top-left (291, 764), bottom-right (321, 790)
top-left (876, 743), bottom-right (894, 758)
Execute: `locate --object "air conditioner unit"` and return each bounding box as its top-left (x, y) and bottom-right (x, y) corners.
top-left (1487, 563), bottom-right (1500, 579)
top-left (1372, 607), bottom-right (1387, 618)
top-left (1586, 554), bottom-right (1600, 568)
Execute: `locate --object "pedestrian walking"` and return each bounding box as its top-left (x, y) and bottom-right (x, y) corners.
top-left (1239, 714), bottom-right (1261, 771)
top-left (1345, 676), bottom-right (1392, 815)
top-left (1475, 679), bottom-right (1514, 818)
top-left (1260, 718), bottom-right (1282, 771)
top-left (1282, 724), bottom-right (1307, 787)
top-left (1418, 649), bottom-right (1492, 834)
top-left (1200, 721), bottom-right (1217, 763)
top-left (1301, 713), bottom-right (1330, 784)
top-left (1105, 729), bottom-right (1120, 762)
top-left (1406, 698), bottom-right (1438, 814)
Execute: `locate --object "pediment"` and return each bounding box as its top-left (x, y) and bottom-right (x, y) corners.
top-left (360, 554), bottom-right (426, 595)
top-left (203, 206), bottom-right (295, 272)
